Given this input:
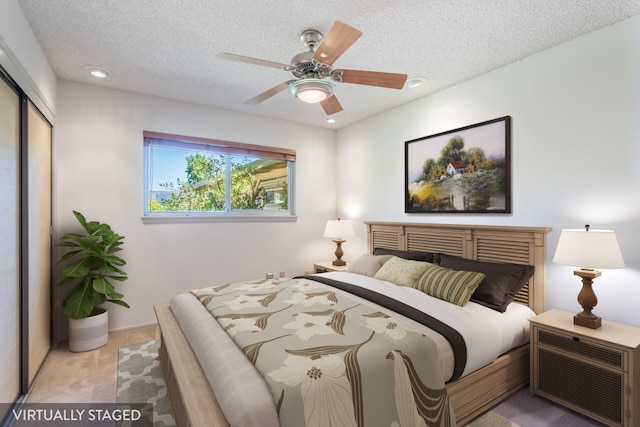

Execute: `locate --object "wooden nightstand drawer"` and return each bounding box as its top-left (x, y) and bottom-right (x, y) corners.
top-left (537, 328), bottom-right (625, 369)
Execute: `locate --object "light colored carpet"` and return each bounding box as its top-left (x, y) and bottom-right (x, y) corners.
top-left (116, 340), bottom-right (175, 426)
top-left (465, 410), bottom-right (519, 426)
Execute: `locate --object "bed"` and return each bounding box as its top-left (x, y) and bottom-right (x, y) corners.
top-left (154, 222), bottom-right (551, 426)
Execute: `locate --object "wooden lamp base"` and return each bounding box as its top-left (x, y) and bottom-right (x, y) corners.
top-left (573, 268), bottom-right (602, 329)
top-left (332, 238), bottom-right (346, 266)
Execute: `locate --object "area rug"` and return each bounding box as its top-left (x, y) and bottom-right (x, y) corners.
top-left (117, 339), bottom-right (176, 426)
top-left (117, 339), bottom-right (517, 427)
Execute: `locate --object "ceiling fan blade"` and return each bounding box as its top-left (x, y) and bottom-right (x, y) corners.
top-left (244, 81), bottom-right (293, 105)
top-left (216, 52), bottom-right (292, 70)
top-left (320, 95), bottom-right (343, 116)
top-left (312, 21), bottom-right (362, 66)
top-left (332, 69), bottom-right (408, 89)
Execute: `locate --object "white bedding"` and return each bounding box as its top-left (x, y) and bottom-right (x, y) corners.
top-left (169, 272), bottom-right (534, 427)
top-left (323, 272), bottom-right (535, 377)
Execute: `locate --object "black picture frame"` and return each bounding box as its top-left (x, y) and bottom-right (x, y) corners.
top-left (405, 116), bottom-right (511, 213)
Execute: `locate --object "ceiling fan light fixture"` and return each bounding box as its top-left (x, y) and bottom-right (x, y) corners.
top-left (290, 79), bottom-right (335, 104)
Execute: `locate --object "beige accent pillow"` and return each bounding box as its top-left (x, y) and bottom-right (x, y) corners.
top-left (347, 254), bottom-right (393, 277)
top-left (414, 265), bottom-right (485, 306)
top-left (373, 256), bottom-right (435, 287)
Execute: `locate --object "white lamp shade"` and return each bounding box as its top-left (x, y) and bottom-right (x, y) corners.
top-left (323, 219), bottom-right (355, 239)
top-left (553, 228), bottom-right (625, 269)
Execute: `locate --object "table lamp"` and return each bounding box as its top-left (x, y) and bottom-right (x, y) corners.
top-left (552, 225), bottom-right (625, 329)
top-left (323, 219), bottom-right (355, 266)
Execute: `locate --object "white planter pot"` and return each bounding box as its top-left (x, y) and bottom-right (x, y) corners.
top-left (68, 309), bottom-right (109, 352)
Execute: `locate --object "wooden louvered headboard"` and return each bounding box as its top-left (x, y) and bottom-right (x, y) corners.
top-left (365, 222), bottom-right (552, 314)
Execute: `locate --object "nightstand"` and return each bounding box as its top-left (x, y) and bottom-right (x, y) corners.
top-left (313, 261), bottom-right (351, 273)
top-left (529, 309), bottom-right (640, 427)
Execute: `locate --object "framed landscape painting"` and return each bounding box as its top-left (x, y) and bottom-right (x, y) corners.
top-left (405, 116), bottom-right (511, 213)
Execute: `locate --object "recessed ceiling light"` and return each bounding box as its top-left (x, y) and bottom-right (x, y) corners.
top-left (405, 77), bottom-right (425, 88)
top-left (85, 66), bottom-right (110, 78)
top-left (325, 117), bottom-right (337, 124)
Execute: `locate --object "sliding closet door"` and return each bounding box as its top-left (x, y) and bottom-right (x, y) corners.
top-left (0, 73), bottom-right (20, 413)
top-left (26, 100), bottom-right (52, 387)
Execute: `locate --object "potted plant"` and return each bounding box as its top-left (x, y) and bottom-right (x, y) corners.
top-left (56, 210), bottom-right (130, 352)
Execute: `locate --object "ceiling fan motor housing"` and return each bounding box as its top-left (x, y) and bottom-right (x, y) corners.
top-left (290, 51), bottom-right (317, 78)
top-left (291, 29), bottom-right (333, 79)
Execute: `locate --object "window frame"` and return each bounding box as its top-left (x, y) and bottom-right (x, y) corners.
top-left (142, 131), bottom-right (296, 223)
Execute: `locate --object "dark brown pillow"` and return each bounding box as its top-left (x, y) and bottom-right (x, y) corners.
top-left (438, 254), bottom-right (534, 312)
top-left (373, 248), bottom-right (435, 263)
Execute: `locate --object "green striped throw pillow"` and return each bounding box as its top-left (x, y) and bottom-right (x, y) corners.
top-left (415, 265), bottom-right (485, 306)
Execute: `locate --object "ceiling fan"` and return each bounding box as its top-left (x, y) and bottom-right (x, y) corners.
top-left (216, 21), bottom-right (408, 116)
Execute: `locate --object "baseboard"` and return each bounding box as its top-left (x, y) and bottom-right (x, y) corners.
top-left (109, 321), bottom-right (159, 333)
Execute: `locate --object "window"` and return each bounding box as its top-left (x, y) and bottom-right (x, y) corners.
top-left (143, 131), bottom-right (295, 221)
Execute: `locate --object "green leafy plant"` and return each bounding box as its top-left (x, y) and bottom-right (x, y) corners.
top-left (56, 211), bottom-right (130, 319)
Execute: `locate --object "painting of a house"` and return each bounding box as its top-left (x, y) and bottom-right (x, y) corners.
top-left (405, 116), bottom-right (510, 213)
top-left (446, 160), bottom-right (467, 176)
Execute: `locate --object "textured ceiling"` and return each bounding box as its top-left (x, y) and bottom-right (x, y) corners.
top-left (17, 0), bottom-right (640, 129)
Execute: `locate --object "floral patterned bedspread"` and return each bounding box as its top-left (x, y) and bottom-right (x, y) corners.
top-left (191, 276), bottom-right (456, 427)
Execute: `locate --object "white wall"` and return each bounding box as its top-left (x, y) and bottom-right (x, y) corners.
top-left (53, 81), bottom-right (338, 335)
top-left (337, 16), bottom-right (640, 327)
